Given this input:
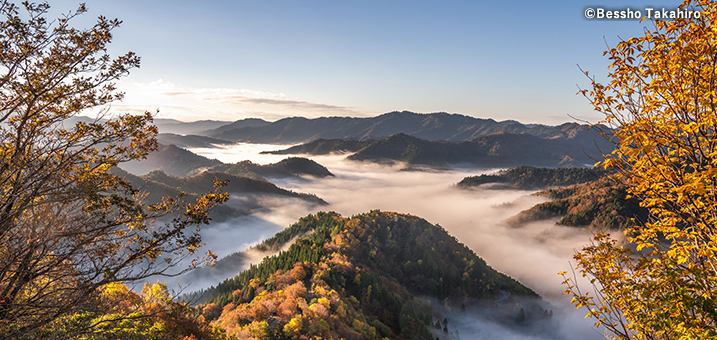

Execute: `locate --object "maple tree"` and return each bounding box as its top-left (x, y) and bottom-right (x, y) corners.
top-left (0, 2), bottom-right (226, 338)
top-left (561, 1), bottom-right (717, 338)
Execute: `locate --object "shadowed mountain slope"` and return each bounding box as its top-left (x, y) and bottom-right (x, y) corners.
top-left (344, 132), bottom-right (597, 168)
top-left (204, 157), bottom-right (334, 179)
top-left (458, 166), bottom-right (608, 190)
top-left (506, 175), bottom-right (648, 229)
top-left (204, 111), bottom-right (613, 148)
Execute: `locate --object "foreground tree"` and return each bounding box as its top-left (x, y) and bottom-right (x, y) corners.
top-left (561, 1), bottom-right (717, 339)
top-left (0, 2), bottom-right (226, 338)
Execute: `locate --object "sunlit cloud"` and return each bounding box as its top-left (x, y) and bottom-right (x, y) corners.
top-left (222, 97), bottom-right (353, 112)
top-left (111, 79), bottom-right (365, 122)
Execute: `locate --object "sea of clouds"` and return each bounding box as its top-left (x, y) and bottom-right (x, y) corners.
top-left (162, 143), bottom-right (608, 339)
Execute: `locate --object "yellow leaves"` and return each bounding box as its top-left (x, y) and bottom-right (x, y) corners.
top-left (601, 157), bottom-right (620, 170)
top-left (141, 280), bottom-right (171, 305)
top-left (567, 2), bottom-right (717, 337)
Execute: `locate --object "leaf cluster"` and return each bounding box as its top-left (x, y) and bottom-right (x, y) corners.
top-left (0, 2), bottom-right (227, 337)
top-left (564, 1), bottom-right (717, 338)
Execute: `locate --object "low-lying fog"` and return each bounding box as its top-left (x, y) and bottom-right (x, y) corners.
top-left (174, 143), bottom-right (605, 339)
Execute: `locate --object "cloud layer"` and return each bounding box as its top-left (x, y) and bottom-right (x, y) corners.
top-left (111, 80), bottom-right (364, 121)
top-left (176, 144), bottom-right (605, 338)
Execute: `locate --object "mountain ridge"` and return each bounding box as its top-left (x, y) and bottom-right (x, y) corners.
top-left (191, 211), bottom-right (553, 339)
top-left (266, 132), bottom-right (606, 168)
top-left (201, 111), bottom-right (613, 147)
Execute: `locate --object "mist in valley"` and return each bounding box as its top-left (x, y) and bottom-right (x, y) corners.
top-left (175, 143), bottom-right (606, 339)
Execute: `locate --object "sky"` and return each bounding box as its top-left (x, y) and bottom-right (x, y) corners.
top-left (50, 0), bottom-right (684, 124)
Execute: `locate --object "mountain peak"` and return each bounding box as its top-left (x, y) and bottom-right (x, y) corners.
top-left (197, 211), bottom-right (545, 339)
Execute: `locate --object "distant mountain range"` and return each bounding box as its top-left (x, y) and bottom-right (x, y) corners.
top-left (198, 111), bottom-right (612, 148)
top-left (64, 117), bottom-right (232, 136)
top-left (266, 132), bottom-right (608, 168)
top-left (350, 132), bottom-right (601, 167)
top-left (72, 111), bottom-right (614, 169)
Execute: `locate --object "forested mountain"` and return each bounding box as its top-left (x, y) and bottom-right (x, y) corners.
top-left (202, 157), bottom-right (334, 179)
top-left (190, 211), bottom-right (554, 339)
top-left (350, 132), bottom-right (599, 167)
top-left (262, 138), bottom-right (373, 155)
top-left (265, 132), bottom-right (604, 168)
top-left (202, 111), bottom-right (612, 147)
top-left (121, 143), bottom-right (333, 181)
top-left (458, 166), bottom-right (608, 190)
top-left (157, 133), bottom-right (234, 148)
top-left (201, 118), bottom-right (271, 136)
top-left (113, 168), bottom-right (327, 221)
top-left (120, 144), bottom-right (223, 177)
top-left (506, 175), bottom-right (649, 229)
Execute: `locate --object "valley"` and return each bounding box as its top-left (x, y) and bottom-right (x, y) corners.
top-left (120, 112), bottom-right (624, 339)
top-left (141, 141), bottom-right (607, 339)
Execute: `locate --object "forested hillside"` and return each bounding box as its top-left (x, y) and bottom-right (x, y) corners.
top-left (191, 211), bottom-right (552, 339)
top-left (262, 138), bottom-right (373, 155)
top-left (267, 132), bottom-right (604, 168)
top-left (120, 143), bottom-right (223, 177)
top-left (112, 168), bottom-right (327, 221)
top-left (506, 176), bottom-right (648, 229)
top-left (458, 166), bottom-right (607, 190)
top-left (346, 132), bottom-right (591, 167)
top-left (204, 157), bottom-right (334, 179)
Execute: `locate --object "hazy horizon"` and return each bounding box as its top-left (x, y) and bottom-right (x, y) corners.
top-left (144, 110), bottom-right (575, 126)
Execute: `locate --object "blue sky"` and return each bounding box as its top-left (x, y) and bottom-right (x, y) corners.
top-left (51, 0), bottom-right (681, 124)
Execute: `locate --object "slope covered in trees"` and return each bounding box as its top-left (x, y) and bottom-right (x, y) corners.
top-left (346, 132), bottom-right (592, 168)
top-left (506, 176), bottom-right (648, 230)
top-left (202, 118), bottom-right (271, 136)
top-left (120, 143), bottom-right (223, 177)
top-left (113, 168), bottom-right (327, 221)
top-left (205, 157), bottom-right (334, 179)
top-left (266, 133), bottom-right (604, 168)
top-left (262, 138), bottom-right (373, 155)
top-left (458, 166), bottom-right (607, 190)
top-left (156, 133), bottom-right (234, 148)
top-left (191, 211), bottom-right (552, 339)
top-left (32, 281), bottom-right (230, 340)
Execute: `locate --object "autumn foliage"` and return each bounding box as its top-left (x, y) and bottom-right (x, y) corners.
top-left (562, 1), bottom-right (717, 338)
top-left (196, 211), bottom-right (544, 339)
top-left (0, 2), bottom-right (226, 337)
